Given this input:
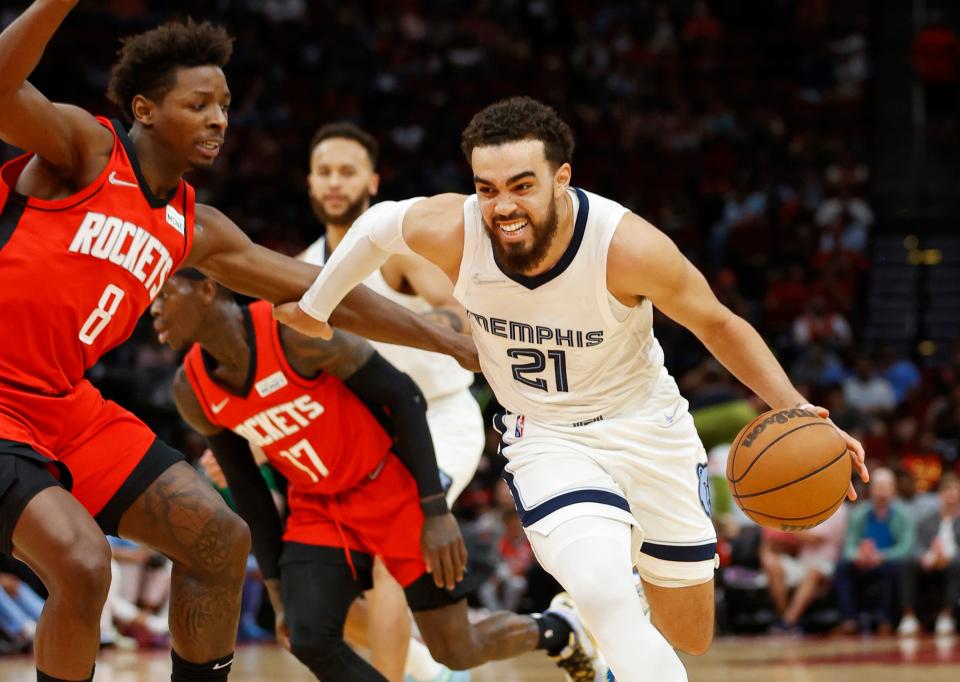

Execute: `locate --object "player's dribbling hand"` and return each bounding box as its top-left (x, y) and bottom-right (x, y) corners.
top-left (807, 404), bottom-right (869, 501)
top-left (273, 302), bottom-right (334, 340)
top-left (421, 512), bottom-right (468, 590)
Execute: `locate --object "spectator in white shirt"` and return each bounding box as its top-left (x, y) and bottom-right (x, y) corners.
top-left (898, 473), bottom-right (960, 636)
top-left (843, 357), bottom-right (897, 416)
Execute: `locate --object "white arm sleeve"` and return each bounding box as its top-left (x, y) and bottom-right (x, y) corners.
top-left (298, 198), bottom-right (423, 322)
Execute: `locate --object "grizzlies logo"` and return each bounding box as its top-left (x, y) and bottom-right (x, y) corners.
top-left (697, 462), bottom-right (712, 518)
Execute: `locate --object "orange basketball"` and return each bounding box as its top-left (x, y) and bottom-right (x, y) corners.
top-left (726, 407), bottom-right (850, 531)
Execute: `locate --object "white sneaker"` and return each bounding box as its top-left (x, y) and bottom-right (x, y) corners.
top-left (545, 592), bottom-right (608, 682)
top-left (934, 613), bottom-right (956, 636)
top-left (897, 614), bottom-right (920, 637)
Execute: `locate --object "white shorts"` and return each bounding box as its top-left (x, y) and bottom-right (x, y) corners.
top-left (779, 553), bottom-right (837, 587)
top-left (494, 379), bottom-right (718, 588)
top-left (427, 388), bottom-right (484, 504)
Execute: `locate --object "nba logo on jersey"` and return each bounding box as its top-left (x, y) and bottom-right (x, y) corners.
top-left (514, 415), bottom-right (525, 438)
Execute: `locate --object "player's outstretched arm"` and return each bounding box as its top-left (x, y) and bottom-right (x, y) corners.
top-left (171, 367), bottom-right (289, 644)
top-left (0, 1), bottom-right (112, 172)
top-left (186, 203), bottom-right (479, 370)
top-left (283, 328), bottom-right (468, 589)
top-left (293, 194), bottom-right (467, 328)
top-left (608, 213), bottom-right (868, 495)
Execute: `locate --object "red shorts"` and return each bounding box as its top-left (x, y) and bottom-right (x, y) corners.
top-left (0, 379), bottom-right (158, 517)
top-left (283, 452), bottom-right (427, 587)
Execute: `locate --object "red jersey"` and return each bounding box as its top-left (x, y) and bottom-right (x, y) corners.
top-left (184, 300), bottom-right (394, 495)
top-left (0, 117), bottom-right (195, 395)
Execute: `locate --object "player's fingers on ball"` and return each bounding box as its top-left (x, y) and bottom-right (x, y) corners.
top-left (846, 482), bottom-right (858, 501)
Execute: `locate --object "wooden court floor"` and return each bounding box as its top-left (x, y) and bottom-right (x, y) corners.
top-left (1, 636), bottom-right (960, 680)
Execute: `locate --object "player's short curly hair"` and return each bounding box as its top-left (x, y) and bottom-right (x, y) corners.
top-left (107, 19), bottom-right (234, 122)
top-left (310, 122), bottom-right (380, 167)
top-left (461, 96), bottom-right (575, 168)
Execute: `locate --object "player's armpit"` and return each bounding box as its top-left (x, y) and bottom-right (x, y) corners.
top-left (171, 366), bottom-right (222, 437)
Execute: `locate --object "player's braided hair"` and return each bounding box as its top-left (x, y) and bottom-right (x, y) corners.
top-left (310, 122), bottom-right (380, 167)
top-left (107, 19), bottom-right (234, 122)
top-left (461, 96), bottom-right (575, 168)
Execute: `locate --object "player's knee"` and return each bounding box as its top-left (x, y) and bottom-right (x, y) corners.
top-left (558, 561), bottom-right (625, 615)
top-left (56, 536), bottom-right (112, 609)
top-left (289, 634), bottom-right (346, 674)
top-left (425, 634), bottom-right (472, 671)
top-left (191, 506), bottom-right (250, 579)
top-left (665, 620), bottom-right (713, 656)
top-left (219, 511), bottom-right (251, 573)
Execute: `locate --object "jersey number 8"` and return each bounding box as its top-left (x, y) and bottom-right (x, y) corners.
top-left (78, 284), bottom-right (125, 345)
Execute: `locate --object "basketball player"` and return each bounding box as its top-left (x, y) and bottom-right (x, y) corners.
top-left (0, 5), bottom-right (474, 682)
top-left (302, 122), bottom-right (483, 682)
top-left (152, 270), bottom-right (604, 681)
top-left (279, 97), bottom-right (871, 681)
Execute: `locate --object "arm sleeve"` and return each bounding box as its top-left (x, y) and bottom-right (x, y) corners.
top-left (206, 430), bottom-right (284, 580)
top-left (299, 198), bottom-right (423, 322)
top-left (343, 352), bottom-right (445, 504)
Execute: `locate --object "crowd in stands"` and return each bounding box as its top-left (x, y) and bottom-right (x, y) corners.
top-left (2, 0), bottom-right (959, 654)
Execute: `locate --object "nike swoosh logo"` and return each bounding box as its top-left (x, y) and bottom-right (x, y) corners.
top-left (472, 274), bottom-right (502, 285)
top-left (108, 171), bottom-right (139, 188)
top-left (212, 658), bottom-right (233, 670)
top-left (664, 402), bottom-right (681, 424)
top-left (211, 398), bottom-right (230, 414)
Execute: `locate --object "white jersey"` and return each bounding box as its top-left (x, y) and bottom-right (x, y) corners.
top-left (302, 237), bottom-right (474, 403)
top-left (453, 187), bottom-right (676, 425)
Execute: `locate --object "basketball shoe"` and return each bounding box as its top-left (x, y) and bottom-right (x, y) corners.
top-left (545, 592), bottom-right (608, 681)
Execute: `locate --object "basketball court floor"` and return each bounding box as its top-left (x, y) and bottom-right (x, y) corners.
top-left (1, 636), bottom-right (959, 681)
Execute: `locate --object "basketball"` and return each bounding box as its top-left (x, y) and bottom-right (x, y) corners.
top-left (727, 408), bottom-right (850, 532)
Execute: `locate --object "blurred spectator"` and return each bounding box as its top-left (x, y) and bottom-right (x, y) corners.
top-left (792, 298), bottom-right (853, 349)
top-left (897, 473), bottom-right (960, 636)
top-left (912, 16), bottom-right (960, 141)
top-left (790, 344), bottom-right (849, 389)
top-left (0, 573), bottom-right (43, 651)
top-left (101, 538), bottom-right (171, 649)
top-left (478, 508), bottom-right (535, 613)
top-left (877, 347), bottom-right (922, 406)
top-left (760, 504), bottom-right (848, 633)
top-left (833, 468), bottom-right (915, 634)
top-left (814, 186), bottom-right (874, 253)
top-left (843, 357), bottom-right (897, 417)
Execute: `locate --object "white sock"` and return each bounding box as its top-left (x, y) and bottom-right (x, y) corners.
top-left (530, 517), bottom-right (687, 682)
top-left (405, 636), bottom-right (444, 680)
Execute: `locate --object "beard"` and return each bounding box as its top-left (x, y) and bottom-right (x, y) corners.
top-left (310, 190), bottom-right (370, 227)
top-left (482, 199), bottom-right (559, 274)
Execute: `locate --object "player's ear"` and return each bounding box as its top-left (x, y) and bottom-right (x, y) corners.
top-left (131, 94), bottom-right (155, 127)
top-left (369, 172), bottom-right (381, 197)
top-left (554, 162), bottom-right (571, 198)
top-left (199, 279), bottom-right (219, 304)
